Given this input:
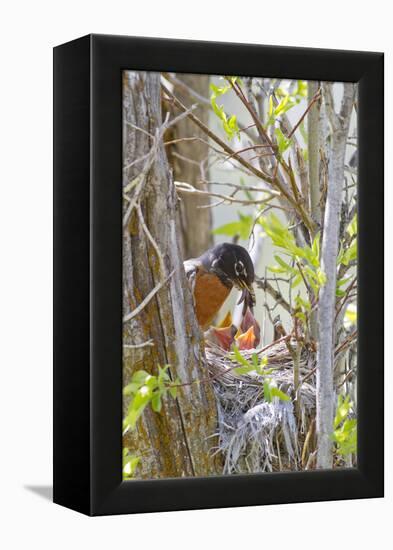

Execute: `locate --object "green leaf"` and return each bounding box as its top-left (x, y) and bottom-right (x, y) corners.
top-left (125, 385), bottom-right (153, 429)
top-left (123, 454), bottom-right (141, 478)
top-left (274, 94), bottom-right (295, 117)
top-left (231, 344), bottom-right (251, 367)
top-left (263, 379), bottom-right (272, 402)
top-left (255, 355), bottom-right (268, 375)
top-left (302, 244), bottom-right (319, 268)
top-left (233, 364), bottom-right (255, 375)
top-left (311, 232), bottom-right (320, 260)
top-left (331, 404), bottom-right (357, 457)
top-left (345, 304), bottom-right (357, 326)
top-left (295, 80), bottom-right (308, 99)
top-left (337, 275), bottom-right (352, 288)
top-left (275, 127), bottom-right (292, 154)
top-left (295, 311), bottom-right (307, 322)
top-left (341, 239), bottom-right (357, 266)
top-left (263, 378), bottom-right (290, 402)
top-left (303, 265), bottom-right (320, 293)
top-left (274, 255), bottom-right (297, 274)
top-left (259, 213), bottom-right (294, 249)
top-left (231, 344), bottom-right (254, 375)
top-left (333, 395), bottom-right (352, 429)
top-left (213, 221), bottom-right (243, 237)
top-left (210, 81), bottom-right (239, 140)
top-left (123, 382), bottom-right (139, 396)
top-left (145, 376), bottom-right (159, 390)
top-left (316, 268), bottom-right (327, 286)
top-left (151, 392), bottom-right (162, 412)
top-left (347, 213), bottom-right (357, 238)
top-left (268, 95), bottom-right (274, 119)
top-left (212, 213), bottom-right (253, 240)
top-left (270, 386), bottom-right (291, 401)
top-left (291, 274), bottom-right (303, 288)
top-left (131, 370), bottom-right (151, 385)
top-left (260, 355), bottom-right (268, 368)
top-left (268, 264), bottom-right (288, 274)
top-left (295, 295), bottom-right (311, 311)
top-left (158, 364), bottom-right (171, 378)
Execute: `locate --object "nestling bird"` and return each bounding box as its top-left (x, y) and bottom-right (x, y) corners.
top-left (184, 242), bottom-right (256, 330)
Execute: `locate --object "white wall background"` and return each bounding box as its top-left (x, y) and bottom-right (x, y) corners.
top-left (0, 1), bottom-right (389, 548)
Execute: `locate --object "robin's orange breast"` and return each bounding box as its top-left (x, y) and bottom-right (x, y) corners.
top-left (193, 269), bottom-right (232, 330)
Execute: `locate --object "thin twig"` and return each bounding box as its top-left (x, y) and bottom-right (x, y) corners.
top-left (163, 81), bottom-right (316, 235)
top-left (124, 340), bottom-right (155, 349)
top-left (124, 120), bottom-right (154, 138)
top-left (161, 82), bottom-right (277, 186)
top-left (255, 277), bottom-right (292, 314)
top-left (136, 204), bottom-right (166, 276)
top-left (175, 180), bottom-right (277, 206)
top-left (287, 87), bottom-right (322, 139)
top-left (123, 270), bottom-right (175, 323)
top-left (162, 72), bottom-right (211, 105)
top-left (335, 277), bottom-right (357, 320)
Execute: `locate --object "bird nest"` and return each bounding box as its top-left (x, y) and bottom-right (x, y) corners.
top-left (205, 339), bottom-right (317, 474)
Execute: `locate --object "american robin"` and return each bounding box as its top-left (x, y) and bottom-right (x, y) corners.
top-left (184, 242), bottom-right (256, 330)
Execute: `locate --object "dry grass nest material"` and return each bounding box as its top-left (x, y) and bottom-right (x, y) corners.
top-left (205, 339), bottom-right (316, 474)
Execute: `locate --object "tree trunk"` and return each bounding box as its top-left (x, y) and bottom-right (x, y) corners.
top-left (316, 83), bottom-right (354, 469)
top-left (308, 80), bottom-right (322, 227)
top-left (169, 74), bottom-right (213, 259)
top-left (122, 71), bottom-right (218, 479)
top-left (308, 80), bottom-right (321, 343)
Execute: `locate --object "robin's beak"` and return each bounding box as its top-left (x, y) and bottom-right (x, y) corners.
top-left (235, 279), bottom-right (256, 314)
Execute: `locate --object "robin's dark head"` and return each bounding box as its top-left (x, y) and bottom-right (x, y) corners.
top-left (200, 242), bottom-right (256, 311)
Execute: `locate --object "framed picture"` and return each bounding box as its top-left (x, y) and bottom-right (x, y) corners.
top-left (53, 34), bottom-right (384, 516)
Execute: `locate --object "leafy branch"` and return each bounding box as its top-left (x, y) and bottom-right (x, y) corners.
top-left (331, 394), bottom-right (357, 456)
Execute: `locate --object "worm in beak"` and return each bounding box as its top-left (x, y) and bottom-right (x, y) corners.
top-left (236, 280), bottom-right (256, 316)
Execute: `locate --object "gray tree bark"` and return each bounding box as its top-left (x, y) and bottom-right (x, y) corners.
top-left (308, 80), bottom-right (321, 343)
top-left (308, 80), bottom-right (322, 227)
top-left (122, 71), bottom-right (218, 479)
top-left (316, 83), bottom-right (355, 469)
top-left (167, 74), bottom-right (213, 259)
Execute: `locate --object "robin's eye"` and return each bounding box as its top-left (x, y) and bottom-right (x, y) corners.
top-left (235, 261), bottom-right (244, 276)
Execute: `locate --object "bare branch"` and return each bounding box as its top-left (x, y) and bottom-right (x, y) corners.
top-left (162, 72), bottom-right (211, 105)
top-left (124, 340), bottom-right (155, 349)
top-left (175, 180), bottom-right (278, 207)
top-left (123, 269), bottom-right (176, 323)
top-left (255, 276), bottom-right (292, 314)
top-left (163, 81), bottom-right (317, 234)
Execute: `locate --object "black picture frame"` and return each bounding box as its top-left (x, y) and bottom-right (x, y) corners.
top-left (53, 34), bottom-right (384, 516)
